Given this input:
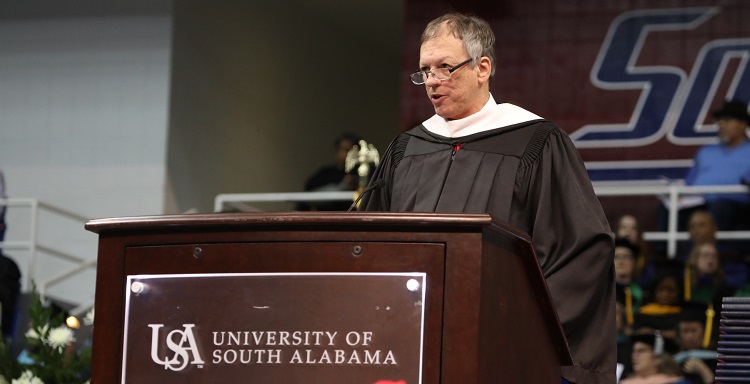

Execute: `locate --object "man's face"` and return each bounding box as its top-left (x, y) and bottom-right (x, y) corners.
top-left (616, 215), bottom-right (640, 245)
top-left (679, 321), bottom-right (705, 350)
top-left (419, 30), bottom-right (486, 120)
top-left (688, 212), bottom-right (716, 244)
top-left (614, 246), bottom-right (635, 281)
top-left (717, 117), bottom-right (748, 147)
top-left (654, 277), bottom-right (679, 305)
top-left (631, 342), bottom-right (656, 374)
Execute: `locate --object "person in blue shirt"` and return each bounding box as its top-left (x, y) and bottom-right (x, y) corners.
top-left (685, 99), bottom-right (750, 232)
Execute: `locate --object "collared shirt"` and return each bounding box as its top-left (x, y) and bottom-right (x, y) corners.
top-left (685, 140), bottom-right (750, 202)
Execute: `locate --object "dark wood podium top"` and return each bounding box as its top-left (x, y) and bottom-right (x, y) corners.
top-left (85, 211), bottom-right (531, 240)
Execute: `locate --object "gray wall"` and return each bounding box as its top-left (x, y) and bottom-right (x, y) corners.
top-left (0, 0), bottom-right (172, 304)
top-left (167, 1), bottom-right (404, 213)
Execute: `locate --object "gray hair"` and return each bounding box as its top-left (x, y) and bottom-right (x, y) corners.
top-left (421, 13), bottom-right (496, 79)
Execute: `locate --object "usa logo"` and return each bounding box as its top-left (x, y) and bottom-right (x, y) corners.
top-left (149, 324), bottom-right (205, 371)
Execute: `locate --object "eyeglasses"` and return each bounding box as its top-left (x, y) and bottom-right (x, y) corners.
top-left (410, 57), bottom-right (475, 85)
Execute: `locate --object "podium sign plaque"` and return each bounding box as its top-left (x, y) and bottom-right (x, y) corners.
top-left (122, 273), bottom-right (426, 383)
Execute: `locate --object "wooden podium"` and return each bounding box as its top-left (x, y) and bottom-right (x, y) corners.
top-left (86, 212), bottom-right (571, 383)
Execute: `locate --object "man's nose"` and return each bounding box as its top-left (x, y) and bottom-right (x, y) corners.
top-left (424, 71), bottom-right (441, 86)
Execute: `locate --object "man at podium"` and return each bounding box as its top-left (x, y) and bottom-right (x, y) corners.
top-left (361, 12), bottom-right (615, 384)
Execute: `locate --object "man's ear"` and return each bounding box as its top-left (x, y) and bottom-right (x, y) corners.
top-left (477, 56), bottom-right (492, 84)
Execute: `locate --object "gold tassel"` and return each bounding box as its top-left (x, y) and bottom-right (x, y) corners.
top-left (625, 286), bottom-right (634, 325)
top-left (703, 304), bottom-right (715, 349)
top-left (684, 264), bottom-right (691, 302)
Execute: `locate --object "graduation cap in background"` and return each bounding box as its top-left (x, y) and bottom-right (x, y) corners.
top-left (634, 260), bottom-right (685, 332)
top-left (614, 237), bottom-right (641, 259)
top-left (679, 301), bottom-right (716, 349)
top-left (680, 302), bottom-right (709, 324)
top-left (631, 331), bottom-right (681, 355)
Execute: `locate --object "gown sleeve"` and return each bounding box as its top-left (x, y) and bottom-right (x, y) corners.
top-left (512, 122), bottom-right (616, 382)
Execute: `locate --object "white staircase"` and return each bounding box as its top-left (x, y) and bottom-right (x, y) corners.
top-left (0, 198), bottom-right (96, 316)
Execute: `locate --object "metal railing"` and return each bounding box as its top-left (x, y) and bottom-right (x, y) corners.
top-left (593, 183), bottom-right (750, 257)
top-left (215, 183), bottom-right (750, 258)
top-left (0, 198), bottom-right (95, 316)
top-left (2, 184), bottom-right (745, 314)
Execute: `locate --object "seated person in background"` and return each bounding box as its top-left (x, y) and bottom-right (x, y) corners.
top-left (0, 252), bottom-right (20, 341)
top-left (616, 214), bottom-right (652, 274)
top-left (676, 210), bottom-right (746, 289)
top-left (635, 262), bottom-right (684, 340)
top-left (684, 99), bottom-right (750, 232)
top-left (615, 237), bottom-right (645, 327)
top-left (621, 331), bottom-right (688, 384)
top-left (678, 209), bottom-right (718, 262)
top-left (683, 242), bottom-right (737, 306)
top-left (0, 169), bottom-right (20, 341)
top-left (679, 209), bottom-right (739, 258)
top-left (674, 302), bottom-right (717, 384)
top-left (296, 132), bottom-right (361, 211)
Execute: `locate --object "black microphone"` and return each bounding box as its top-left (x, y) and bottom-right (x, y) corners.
top-left (348, 179), bottom-right (384, 211)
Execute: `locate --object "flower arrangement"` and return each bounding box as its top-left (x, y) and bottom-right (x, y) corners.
top-left (0, 286), bottom-right (91, 384)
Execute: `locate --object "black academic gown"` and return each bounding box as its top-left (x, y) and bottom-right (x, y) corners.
top-left (362, 121), bottom-right (616, 384)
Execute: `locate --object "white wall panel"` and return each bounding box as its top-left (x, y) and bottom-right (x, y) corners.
top-left (0, 15), bottom-right (172, 306)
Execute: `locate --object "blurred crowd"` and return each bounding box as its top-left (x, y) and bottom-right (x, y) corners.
top-left (614, 210), bottom-right (749, 383)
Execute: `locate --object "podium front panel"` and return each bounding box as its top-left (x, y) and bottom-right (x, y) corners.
top-left (116, 240), bottom-right (445, 384)
top-left (121, 273), bottom-right (426, 383)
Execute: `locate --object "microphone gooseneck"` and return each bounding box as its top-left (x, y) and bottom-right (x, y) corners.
top-left (347, 179), bottom-right (384, 211)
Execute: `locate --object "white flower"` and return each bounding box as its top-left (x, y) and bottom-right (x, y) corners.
top-left (11, 371), bottom-right (44, 384)
top-left (25, 324), bottom-right (49, 340)
top-left (0, 374), bottom-right (9, 384)
top-left (44, 325), bottom-right (76, 352)
top-left (83, 308), bottom-right (95, 326)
